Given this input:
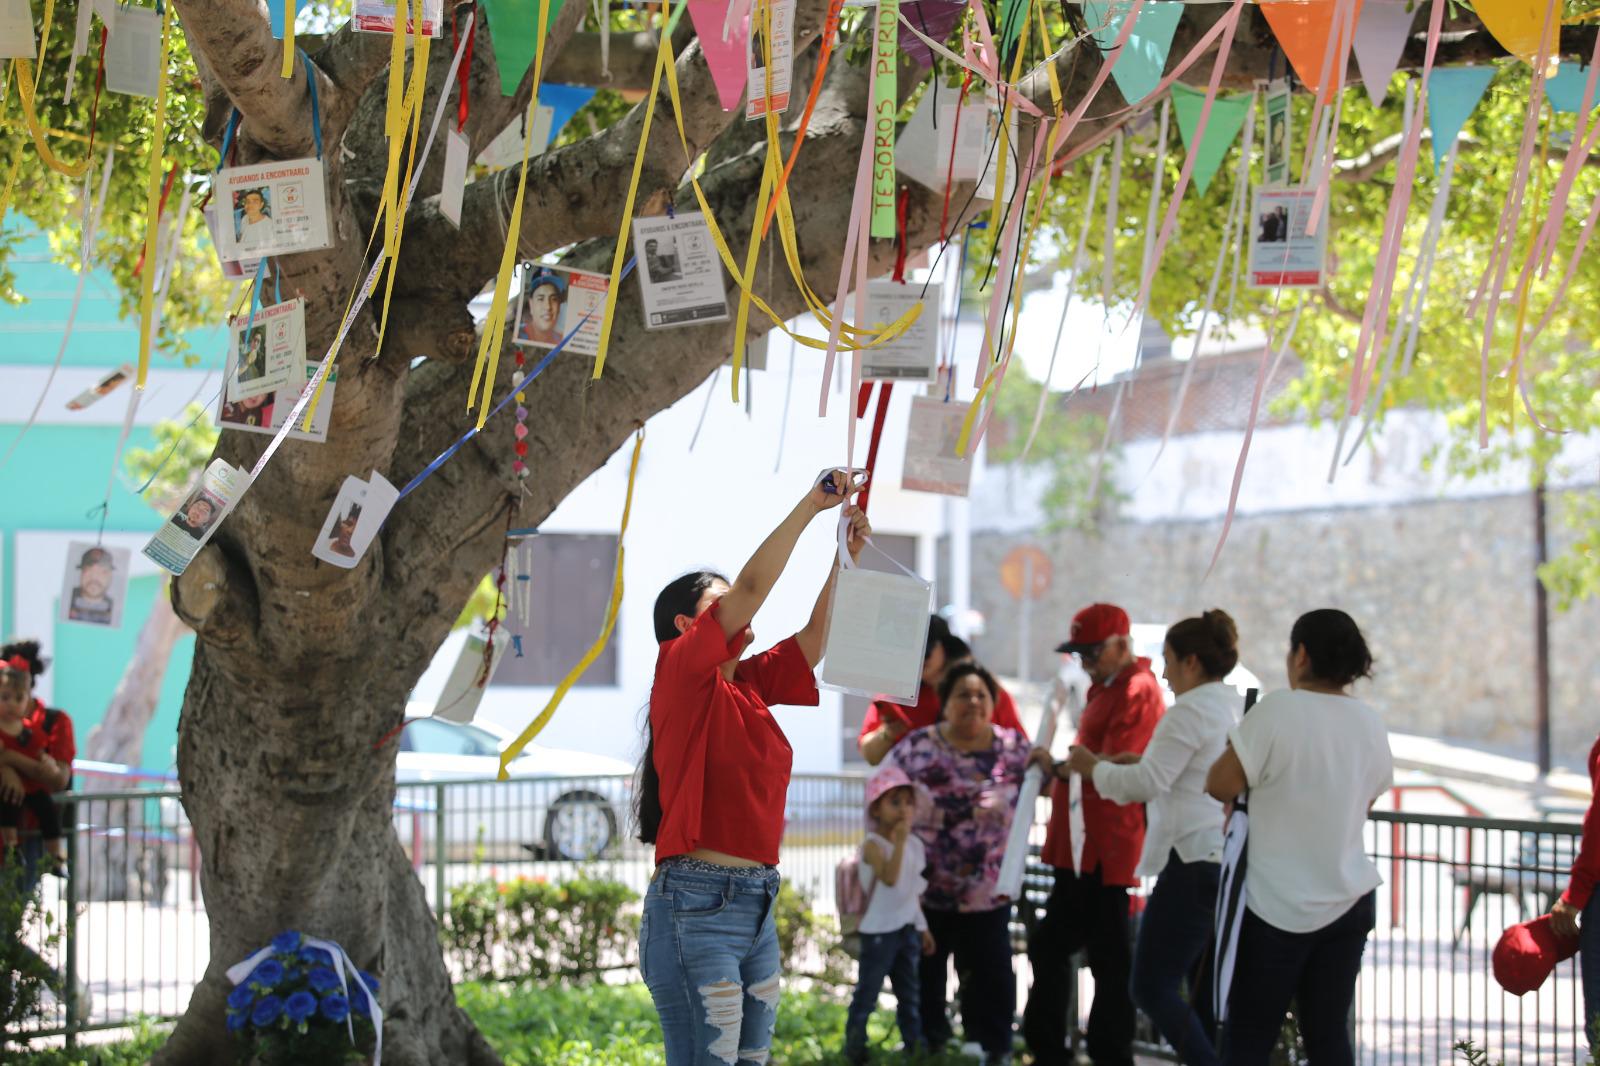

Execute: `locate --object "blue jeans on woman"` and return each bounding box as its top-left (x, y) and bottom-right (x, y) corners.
top-left (844, 924), bottom-right (923, 1060)
top-left (641, 863), bottom-right (783, 1065)
top-left (1583, 892), bottom-right (1600, 1050)
top-left (1219, 891), bottom-right (1376, 1066)
top-left (1132, 852), bottom-right (1221, 1066)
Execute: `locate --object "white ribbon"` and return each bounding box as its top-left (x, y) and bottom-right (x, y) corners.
top-left (225, 934), bottom-right (383, 1066)
top-left (995, 678), bottom-right (1076, 900)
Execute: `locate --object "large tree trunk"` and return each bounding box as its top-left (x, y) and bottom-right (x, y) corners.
top-left (140, 0), bottom-right (1571, 1060)
top-left (80, 589), bottom-right (190, 902)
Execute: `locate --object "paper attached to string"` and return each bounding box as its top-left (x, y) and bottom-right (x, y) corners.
top-left (820, 566), bottom-right (934, 703)
top-left (862, 281), bottom-right (939, 382)
top-left (214, 159), bottom-right (333, 262)
top-left (311, 471), bottom-right (399, 569)
top-left (65, 364), bottom-right (135, 410)
top-left (0, 0), bottom-right (36, 58)
top-left (58, 541), bottom-right (131, 629)
top-left (976, 105), bottom-right (1020, 202)
top-left (513, 264), bottom-right (611, 354)
top-left (633, 212), bottom-right (731, 327)
top-left (1263, 79), bottom-right (1291, 186)
top-left (440, 128), bottom-right (469, 227)
top-left (1248, 186), bottom-right (1327, 287)
top-left (901, 395), bottom-right (973, 496)
top-left (142, 459), bottom-right (250, 576)
top-left (105, 6), bottom-right (161, 97)
top-left (746, 0), bottom-right (794, 119)
top-left (227, 297), bottom-right (305, 401)
top-left (479, 104), bottom-right (555, 168)
top-left (218, 360), bottom-right (337, 442)
top-left (895, 94), bottom-right (993, 192)
top-left (354, 0), bottom-right (443, 35)
top-left (734, 331), bottom-right (769, 371)
top-left (434, 627), bottom-right (511, 724)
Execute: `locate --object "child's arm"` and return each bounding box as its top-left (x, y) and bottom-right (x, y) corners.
top-left (863, 823), bottom-right (910, 887)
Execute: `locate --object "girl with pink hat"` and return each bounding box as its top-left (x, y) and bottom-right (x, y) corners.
top-left (843, 765), bottom-right (935, 1062)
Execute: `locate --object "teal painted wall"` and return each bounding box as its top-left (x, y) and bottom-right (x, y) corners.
top-left (1, 231), bottom-right (223, 774)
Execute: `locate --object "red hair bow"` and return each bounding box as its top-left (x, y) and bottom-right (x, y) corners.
top-left (1, 655), bottom-right (30, 673)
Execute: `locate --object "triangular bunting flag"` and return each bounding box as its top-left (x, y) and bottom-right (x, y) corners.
top-left (481, 0), bottom-right (566, 96)
top-left (901, 1), bottom-right (966, 68)
top-left (1427, 66), bottom-right (1495, 169)
top-left (1259, 0), bottom-right (1362, 99)
top-left (1171, 83), bottom-right (1252, 195)
top-left (1081, 0), bottom-right (1184, 105)
top-left (1546, 62), bottom-right (1599, 113)
top-left (1352, 0), bottom-right (1417, 106)
top-left (688, 0), bottom-right (751, 112)
top-left (541, 83), bottom-right (599, 140)
top-left (1473, 0), bottom-right (1558, 66)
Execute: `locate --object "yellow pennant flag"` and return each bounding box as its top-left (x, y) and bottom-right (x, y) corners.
top-left (498, 428), bottom-right (644, 779)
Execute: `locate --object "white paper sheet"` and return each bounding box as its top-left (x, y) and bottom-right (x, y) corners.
top-left (58, 541), bottom-right (130, 629)
top-left (433, 627), bottom-right (512, 724)
top-left (440, 128), bottom-right (469, 228)
top-left (901, 395), bottom-right (973, 497)
top-left (633, 212), bottom-right (731, 328)
top-left (513, 264), bottom-right (611, 354)
top-left (227, 297), bottom-right (305, 402)
top-left (311, 471), bottom-right (399, 569)
top-left (861, 280), bottom-right (938, 382)
top-left (142, 459), bottom-right (251, 575)
top-left (353, 0), bottom-right (443, 36)
top-left (746, 0), bottom-right (793, 119)
top-left (217, 359), bottom-right (336, 443)
top-left (65, 363), bottom-right (134, 410)
top-left (214, 158), bottom-right (333, 263)
top-left (0, 0), bottom-right (37, 59)
top-left (1248, 186), bottom-right (1327, 288)
top-left (1263, 79), bottom-right (1291, 186)
top-left (819, 566), bottom-right (934, 703)
top-left (104, 4), bottom-right (159, 97)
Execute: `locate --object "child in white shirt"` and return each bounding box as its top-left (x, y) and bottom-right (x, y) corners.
top-left (844, 766), bottom-right (935, 1062)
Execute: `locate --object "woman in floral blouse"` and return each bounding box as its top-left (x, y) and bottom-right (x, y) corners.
top-left (888, 661), bottom-right (1031, 1064)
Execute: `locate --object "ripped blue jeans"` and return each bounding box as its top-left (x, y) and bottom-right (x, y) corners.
top-left (641, 862), bottom-right (783, 1065)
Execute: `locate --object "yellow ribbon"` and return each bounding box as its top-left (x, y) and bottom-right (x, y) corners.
top-left (375, 0), bottom-right (431, 351)
top-left (135, 3), bottom-right (174, 389)
top-left (468, 0), bottom-right (553, 426)
top-left (497, 428), bottom-right (644, 779)
top-left (11, 0), bottom-right (92, 179)
top-left (282, 0), bottom-right (297, 79)
top-left (729, 0), bottom-right (780, 403)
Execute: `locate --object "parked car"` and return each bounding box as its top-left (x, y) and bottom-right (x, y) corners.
top-left (1128, 623), bottom-right (1264, 708)
top-left (394, 709), bottom-right (634, 862)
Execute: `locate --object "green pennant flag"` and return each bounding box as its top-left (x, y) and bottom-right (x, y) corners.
top-left (999, 0), bottom-right (1029, 67)
top-left (481, 0), bottom-right (567, 96)
top-left (1170, 83), bottom-right (1252, 195)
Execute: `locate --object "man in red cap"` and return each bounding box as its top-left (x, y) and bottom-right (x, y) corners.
top-left (1023, 603), bottom-right (1165, 1066)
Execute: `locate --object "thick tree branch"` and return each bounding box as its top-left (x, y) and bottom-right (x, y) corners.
top-left (543, 24), bottom-right (698, 90)
top-left (171, 543), bottom-right (260, 648)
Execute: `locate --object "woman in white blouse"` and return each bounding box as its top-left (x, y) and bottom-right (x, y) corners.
top-left (1064, 609), bottom-right (1242, 1066)
top-left (1204, 609), bottom-right (1392, 1066)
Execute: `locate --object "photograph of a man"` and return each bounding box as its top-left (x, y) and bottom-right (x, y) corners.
top-left (170, 489), bottom-right (224, 539)
top-left (66, 547), bottom-right (117, 625)
top-left (644, 238), bottom-right (682, 283)
top-left (516, 268), bottom-right (568, 347)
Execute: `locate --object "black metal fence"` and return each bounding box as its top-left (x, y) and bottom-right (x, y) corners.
top-left (9, 774), bottom-right (1591, 1065)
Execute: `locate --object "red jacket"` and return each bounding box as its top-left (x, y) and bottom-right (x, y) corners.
top-left (1562, 734), bottom-right (1600, 910)
top-left (1041, 658), bottom-right (1165, 886)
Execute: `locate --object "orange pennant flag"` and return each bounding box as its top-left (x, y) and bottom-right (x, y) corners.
top-left (1259, 0), bottom-right (1363, 101)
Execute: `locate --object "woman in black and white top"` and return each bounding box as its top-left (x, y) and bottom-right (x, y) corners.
top-left (1065, 609), bottom-right (1242, 1066)
top-left (1205, 609), bottom-right (1393, 1066)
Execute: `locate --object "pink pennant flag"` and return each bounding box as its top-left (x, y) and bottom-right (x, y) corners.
top-left (688, 0), bottom-right (751, 112)
top-left (1353, 0), bottom-right (1418, 106)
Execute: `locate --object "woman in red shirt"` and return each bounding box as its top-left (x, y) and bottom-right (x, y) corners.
top-left (635, 471), bottom-right (869, 1065)
top-left (1550, 731), bottom-right (1600, 1051)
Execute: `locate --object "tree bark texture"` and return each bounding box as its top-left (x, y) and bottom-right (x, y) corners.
top-left (147, 0), bottom-right (1581, 1061)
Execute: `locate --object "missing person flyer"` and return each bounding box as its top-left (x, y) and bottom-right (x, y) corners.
top-left (633, 213), bottom-right (730, 328)
top-left (901, 395), bottom-right (973, 496)
top-left (217, 360), bottom-right (338, 443)
top-left (513, 264), bottom-right (611, 354)
top-left (353, 0), bottom-right (444, 36)
top-left (142, 459), bottom-right (250, 576)
top-left (227, 298), bottom-right (305, 402)
top-left (746, 0), bottom-right (794, 119)
top-left (203, 203), bottom-right (261, 279)
top-left (861, 281), bottom-right (938, 382)
top-left (215, 158), bottom-right (332, 263)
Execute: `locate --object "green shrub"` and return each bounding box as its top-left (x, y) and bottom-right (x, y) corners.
top-left (8, 1020), bottom-right (169, 1065)
top-left (773, 881), bottom-right (853, 989)
top-left (442, 872), bottom-right (639, 983)
top-left (1, 859), bottom-right (62, 1048)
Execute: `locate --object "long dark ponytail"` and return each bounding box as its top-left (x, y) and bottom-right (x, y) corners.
top-left (634, 570), bottom-right (729, 844)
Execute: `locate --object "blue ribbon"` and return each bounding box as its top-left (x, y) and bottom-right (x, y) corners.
top-left (396, 258), bottom-right (637, 500)
top-left (217, 109), bottom-right (243, 172)
top-left (302, 50), bottom-right (322, 160)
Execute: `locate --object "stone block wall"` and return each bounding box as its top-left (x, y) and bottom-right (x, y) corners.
top-left (962, 491), bottom-right (1600, 766)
